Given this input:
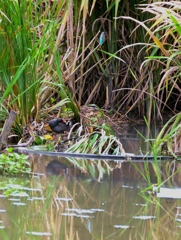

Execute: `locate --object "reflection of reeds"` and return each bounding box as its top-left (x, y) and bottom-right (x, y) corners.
top-left (1, 161), bottom-right (181, 239)
top-left (37, 176), bottom-right (96, 239)
top-left (66, 157), bottom-right (112, 182)
top-left (134, 193), bottom-right (181, 240)
top-left (37, 174), bottom-right (141, 239)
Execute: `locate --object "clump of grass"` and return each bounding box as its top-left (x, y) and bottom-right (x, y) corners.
top-left (66, 127), bottom-right (125, 155)
top-left (152, 113), bottom-right (181, 157)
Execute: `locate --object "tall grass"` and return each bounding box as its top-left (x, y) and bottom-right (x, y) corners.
top-left (1, 0), bottom-right (180, 130)
top-left (0, 0), bottom-right (69, 125)
top-left (131, 2), bottom-right (181, 155)
top-left (1, 2), bottom-right (88, 129)
top-left (116, 1), bottom-right (181, 120)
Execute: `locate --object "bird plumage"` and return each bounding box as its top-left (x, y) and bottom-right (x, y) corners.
top-left (49, 118), bottom-right (71, 133)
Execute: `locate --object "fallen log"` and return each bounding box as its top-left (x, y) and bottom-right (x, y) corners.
top-left (0, 110), bottom-right (17, 150)
top-left (16, 147), bottom-right (174, 161)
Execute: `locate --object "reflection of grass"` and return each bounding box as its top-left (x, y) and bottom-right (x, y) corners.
top-left (0, 177), bottom-right (30, 196)
top-left (133, 119), bottom-right (161, 187)
top-left (37, 176), bottom-right (92, 240)
top-left (1, 170), bottom-right (181, 239)
top-left (66, 157), bottom-right (112, 181)
top-left (138, 193), bottom-right (181, 240)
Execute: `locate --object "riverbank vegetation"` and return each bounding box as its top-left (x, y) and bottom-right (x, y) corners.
top-left (0, 1), bottom-right (181, 157)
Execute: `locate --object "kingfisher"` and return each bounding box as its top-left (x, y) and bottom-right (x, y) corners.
top-left (99, 32), bottom-right (105, 46)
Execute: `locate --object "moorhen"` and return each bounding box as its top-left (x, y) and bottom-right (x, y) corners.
top-left (49, 118), bottom-right (71, 133)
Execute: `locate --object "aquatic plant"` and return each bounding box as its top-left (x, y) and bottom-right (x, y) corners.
top-left (0, 148), bottom-right (31, 174)
top-left (151, 112), bottom-right (181, 157)
top-left (134, 113), bottom-right (181, 188)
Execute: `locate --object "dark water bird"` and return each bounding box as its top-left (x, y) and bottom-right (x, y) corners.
top-left (49, 118), bottom-right (72, 133)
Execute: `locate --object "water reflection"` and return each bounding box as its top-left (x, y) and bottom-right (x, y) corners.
top-left (0, 155), bottom-right (181, 239)
top-left (46, 159), bottom-right (68, 176)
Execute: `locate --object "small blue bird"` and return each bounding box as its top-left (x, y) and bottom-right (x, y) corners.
top-left (99, 32), bottom-right (105, 46)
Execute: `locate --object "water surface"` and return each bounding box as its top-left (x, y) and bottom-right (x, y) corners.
top-left (0, 154), bottom-right (181, 240)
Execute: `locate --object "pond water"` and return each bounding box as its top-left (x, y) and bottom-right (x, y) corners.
top-left (0, 153), bottom-right (181, 240)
